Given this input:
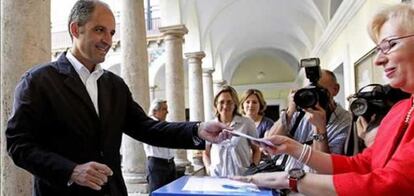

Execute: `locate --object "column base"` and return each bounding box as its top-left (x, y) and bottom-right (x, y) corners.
top-left (192, 150), bottom-right (204, 167)
top-left (123, 172), bottom-right (148, 194)
top-left (190, 165), bottom-right (206, 176)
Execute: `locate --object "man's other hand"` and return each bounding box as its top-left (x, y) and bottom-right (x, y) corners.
top-left (198, 121), bottom-right (233, 143)
top-left (70, 161), bottom-right (113, 190)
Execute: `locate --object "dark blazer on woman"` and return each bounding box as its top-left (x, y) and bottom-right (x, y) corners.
top-left (6, 53), bottom-right (203, 196)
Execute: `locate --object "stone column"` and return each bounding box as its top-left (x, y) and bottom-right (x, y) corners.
top-left (184, 51), bottom-right (205, 167)
top-left (203, 68), bottom-right (215, 121)
top-left (159, 25), bottom-right (192, 174)
top-left (213, 80), bottom-right (227, 95)
top-left (1, 0), bottom-right (51, 195)
top-left (120, 0), bottom-right (150, 194)
top-left (0, 1), bottom-right (2, 118)
top-left (185, 51), bottom-right (205, 122)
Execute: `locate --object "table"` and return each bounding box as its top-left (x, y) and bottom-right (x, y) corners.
top-left (152, 176), bottom-right (275, 196)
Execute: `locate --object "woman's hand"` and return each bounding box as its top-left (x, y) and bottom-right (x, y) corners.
top-left (230, 172), bottom-right (289, 189)
top-left (259, 135), bottom-right (301, 156)
top-left (356, 116), bottom-right (369, 138)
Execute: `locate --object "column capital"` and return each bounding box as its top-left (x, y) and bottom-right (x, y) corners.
top-left (213, 79), bottom-right (227, 86)
top-left (185, 51), bottom-right (205, 65)
top-left (202, 68), bottom-right (215, 75)
top-left (184, 51), bottom-right (206, 59)
top-left (159, 24), bottom-right (188, 40)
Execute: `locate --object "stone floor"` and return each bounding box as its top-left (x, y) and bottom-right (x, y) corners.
top-left (129, 193), bottom-right (149, 196)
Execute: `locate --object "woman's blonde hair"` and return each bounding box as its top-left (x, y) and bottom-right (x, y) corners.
top-left (213, 85), bottom-right (240, 117)
top-left (369, 3), bottom-right (414, 42)
top-left (239, 89), bottom-right (267, 115)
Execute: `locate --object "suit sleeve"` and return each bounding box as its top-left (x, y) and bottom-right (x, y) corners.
top-left (122, 83), bottom-right (205, 149)
top-left (6, 74), bottom-right (77, 187)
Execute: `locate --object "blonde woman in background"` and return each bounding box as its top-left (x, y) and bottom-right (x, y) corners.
top-left (240, 89), bottom-right (274, 161)
top-left (240, 89), bottom-right (274, 138)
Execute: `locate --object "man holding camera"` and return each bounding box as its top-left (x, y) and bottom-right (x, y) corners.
top-left (268, 70), bottom-right (352, 172)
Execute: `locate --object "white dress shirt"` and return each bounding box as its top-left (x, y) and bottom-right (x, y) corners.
top-left (66, 52), bottom-right (103, 115)
top-left (208, 115), bottom-right (257, 176)
top-left (143, 116), bottom-right (175, 159)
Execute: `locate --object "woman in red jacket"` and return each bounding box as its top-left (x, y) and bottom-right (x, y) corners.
top-left (233, 3), bottom-right (414, 196)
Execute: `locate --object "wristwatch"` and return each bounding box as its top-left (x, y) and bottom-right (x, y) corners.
top-left (312, 132), bottom-right (327, 141)
top-left (288, 168), bottom-right (306, 192)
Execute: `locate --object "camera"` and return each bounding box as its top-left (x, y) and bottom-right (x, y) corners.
top-left (293, 58), bottom-right (330, 112)
top-left (349, 84), bottom-right (410, 121)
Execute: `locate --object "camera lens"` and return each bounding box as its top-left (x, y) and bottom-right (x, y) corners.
top-left (294, 88), bottom-right (318, 109)
top-left (350, 98), bottom-right (368, 116)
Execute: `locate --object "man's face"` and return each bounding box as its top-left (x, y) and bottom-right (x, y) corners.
top-left (71, 4), bottom-right (115, 67)
top-left (318, 71), bottom-right (339, 99)
top-left (154, 102), bottom-right (168, 121)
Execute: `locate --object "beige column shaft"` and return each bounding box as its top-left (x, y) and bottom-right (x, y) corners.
top-left (120, 0), bottom-right (150, 193)
top-left (202, 69), bottom-right (215, 121)
top-left (1, 0), bottom-right (51, 195)
top-left (0, 1), bottom-right (2, 119)
top-left (159, 25), bottom-right (192, 172)
top-left (185, 51), bottom-right (205, 167)
top-left (185, 51), bottom-right (205, 122)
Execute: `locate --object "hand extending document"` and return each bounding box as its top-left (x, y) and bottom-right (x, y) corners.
top-left (224, 130), bottom-right (275, 147)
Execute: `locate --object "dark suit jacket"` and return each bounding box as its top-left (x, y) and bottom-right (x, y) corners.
top-left (6, 53), bottom-right (204, 196)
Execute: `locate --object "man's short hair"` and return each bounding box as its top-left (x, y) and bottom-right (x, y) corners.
top-left (322, 69), bottom-right (338, 84)
top-left (148, 98), bottom-right (167, 116)
top-left (67, 0), bottom-right (110, 40)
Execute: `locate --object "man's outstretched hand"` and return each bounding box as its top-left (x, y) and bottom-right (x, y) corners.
top-left (70, 161), bottom-right (113, 190)
top-left (198, 121), bottom-right (233, 143)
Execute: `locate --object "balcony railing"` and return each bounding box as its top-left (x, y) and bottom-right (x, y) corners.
top-left (146, 17), bottom-right (161, 35)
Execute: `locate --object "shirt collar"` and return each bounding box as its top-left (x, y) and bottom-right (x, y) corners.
top-left (66, 51), bottom-right (87, 72)
top-left (66, 51), bottom-right (104, 81)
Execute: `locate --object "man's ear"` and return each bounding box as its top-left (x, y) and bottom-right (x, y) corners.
top-left (69, 22), bottom-right (80, 39)
top-left (332, 83), bottom-right (340, 97)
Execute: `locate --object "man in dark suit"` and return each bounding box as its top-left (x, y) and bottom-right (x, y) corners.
top-left (5, 1), bottom-right (230, 196)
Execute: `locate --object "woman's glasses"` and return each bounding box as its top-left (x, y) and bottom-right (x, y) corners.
top-left (376, 34), bottom-right (414, 54)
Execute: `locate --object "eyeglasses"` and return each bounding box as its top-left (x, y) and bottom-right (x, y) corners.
top-left (375, 34), bottom-right (414, 54)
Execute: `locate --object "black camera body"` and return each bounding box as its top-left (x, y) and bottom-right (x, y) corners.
top-left (294, 58), bottom-right (331, 112)
top-left (350, 84), bottom-right (410, 121)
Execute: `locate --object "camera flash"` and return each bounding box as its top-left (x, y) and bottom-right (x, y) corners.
top-left (300, 58), bottom-right (320, 67)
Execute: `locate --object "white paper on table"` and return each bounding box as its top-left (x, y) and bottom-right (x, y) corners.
top-left (182, 176), bottom-right (260, 193)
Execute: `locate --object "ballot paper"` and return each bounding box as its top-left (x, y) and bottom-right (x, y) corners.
top-left (182, 176), bottom-right (260, 193)
top-left (224, 129), bottom-right (276, 147)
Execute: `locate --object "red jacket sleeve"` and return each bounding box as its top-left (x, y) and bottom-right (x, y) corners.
top-left (332, 138), bottom-right (414, 195)
top-left (331, 147), bottom-right (372, 174)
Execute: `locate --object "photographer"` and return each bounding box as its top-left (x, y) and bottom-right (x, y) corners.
top-left (347, 84), bottom-right (410, 149)
top-left (268, 69), bottom-right (352, 172)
